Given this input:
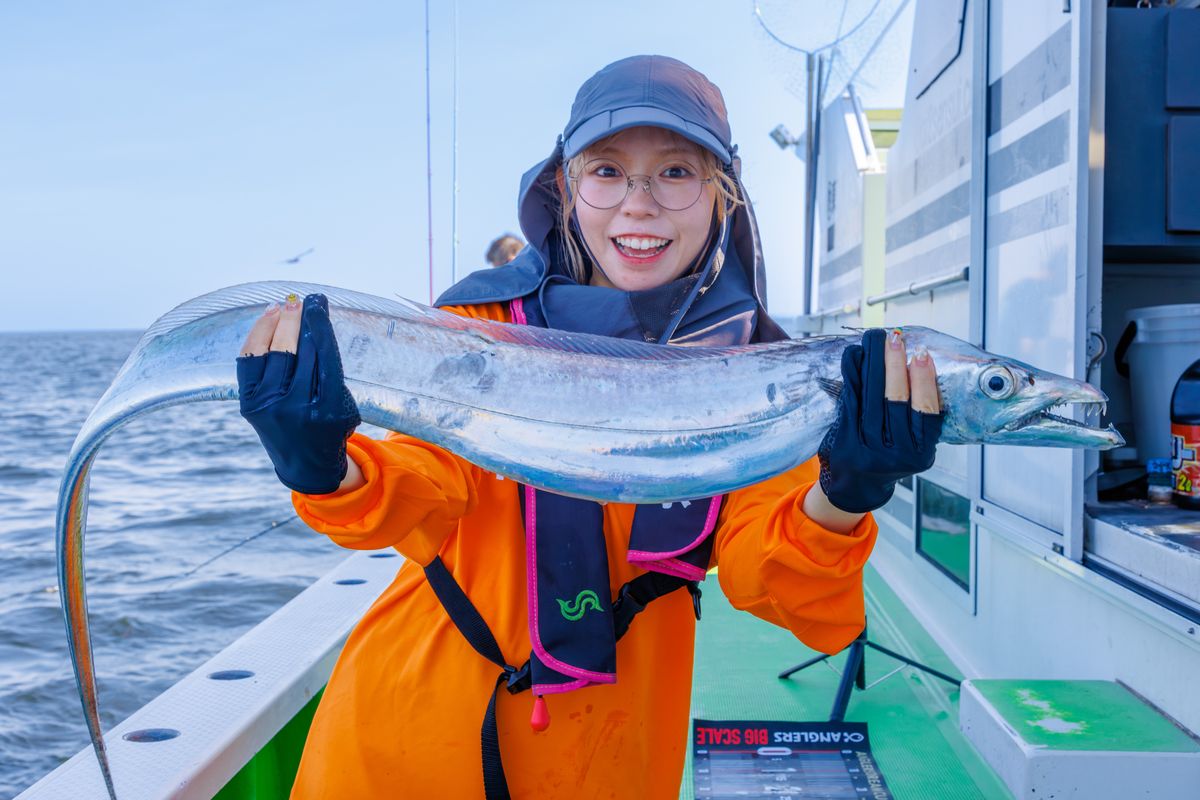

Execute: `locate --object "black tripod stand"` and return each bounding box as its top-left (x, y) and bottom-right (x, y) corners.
top-left (778, 624), bottom-right (961, 722)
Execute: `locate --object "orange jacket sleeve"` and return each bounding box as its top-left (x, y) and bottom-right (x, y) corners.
top-left (292, 432), bottom-right (483, 564)
top-left (712, 458), bottom-right (878, 655)
top-left (290, 303), bottom-right (509, 565)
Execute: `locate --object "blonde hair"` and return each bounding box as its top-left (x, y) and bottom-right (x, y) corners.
top-left (553, 130), bottom-right (743, 284)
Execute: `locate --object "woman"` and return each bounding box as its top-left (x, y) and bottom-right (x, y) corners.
top-left (236, 55), bottom-right (941, 799)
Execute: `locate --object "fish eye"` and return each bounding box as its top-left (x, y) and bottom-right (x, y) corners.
top-left (979, 366), bottom-right (1016, 400)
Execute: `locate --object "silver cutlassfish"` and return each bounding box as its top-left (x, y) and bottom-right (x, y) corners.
top-left (58, 281), bottom-right (1123, 797)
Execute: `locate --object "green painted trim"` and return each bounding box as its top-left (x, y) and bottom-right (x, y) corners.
top-left (866, 109), bottom-right (903, 123)
top-left (866, 108), bottom-right (901, 149)
top-left (971, 680), bottom-right (1200, 753)
top-left (871, 130), bottom-right (899, 149)
top-left (213, 690), bottom-right (323, 800)
top-left (683, 566), bottom-right (1013, 799)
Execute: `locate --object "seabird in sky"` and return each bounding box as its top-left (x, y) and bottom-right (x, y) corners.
top-left (281, 247), bottom-right (315, 265)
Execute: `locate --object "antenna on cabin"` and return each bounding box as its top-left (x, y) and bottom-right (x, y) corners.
top-left (752, 0), bottom-right (913, 110)
top-left (751, 0), bottom-right (912, 330)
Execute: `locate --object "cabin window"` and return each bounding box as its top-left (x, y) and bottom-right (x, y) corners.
top-left (916, 478), bottom-right (971, 590)
top-left (910, 0), bottom-right (969, 99)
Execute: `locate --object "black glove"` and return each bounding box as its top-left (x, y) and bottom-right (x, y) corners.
top-left (237, 294), bottom-right (361, 495)
top-left (817, 329), bottom-right (943, 514)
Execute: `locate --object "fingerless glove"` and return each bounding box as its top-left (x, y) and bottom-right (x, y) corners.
top-left (817, 329), bottom-right (943, 514)
top-left (237, 294), bottom-right (361, 495)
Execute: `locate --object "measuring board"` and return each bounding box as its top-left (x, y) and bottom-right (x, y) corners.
top-left (692, 719), bottom-right (892, 799)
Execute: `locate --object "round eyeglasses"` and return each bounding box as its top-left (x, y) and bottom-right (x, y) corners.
top-left (571, 160), bottom-right (714, 211)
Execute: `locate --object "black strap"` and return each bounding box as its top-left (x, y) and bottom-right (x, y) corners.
top-left (612, 571), bottom-right (702, 640)
top-left (423, 556), bottom-right (702, 800)
top-left (424, 556), bottom-right (508, 668)
top-left (481, 672), bottom-right (510, 799)
top-left (425, 557), bottom-right (522, 799)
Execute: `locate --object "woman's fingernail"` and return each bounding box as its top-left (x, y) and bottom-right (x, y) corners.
top-left (264, 302), bottom-right (280, 316)
top-left (888, 329), bottom-right (903, 349)
top-left (913, 348), bottom-right (930, 364)
top-left (285, 293), bottom-right (300, 310)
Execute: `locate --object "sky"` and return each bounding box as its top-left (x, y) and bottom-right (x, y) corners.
top-left (0, 0), bottom-right (911, 332)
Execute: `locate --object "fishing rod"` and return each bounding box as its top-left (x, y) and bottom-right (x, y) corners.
top-left (423, 0), bottom-right (435, 304)
top-left (158, 514), bottom-right (299, 592)
top-left (451, 0), bottom-right (459, 285)
top-left (0, 515), bottom-right (301, 609)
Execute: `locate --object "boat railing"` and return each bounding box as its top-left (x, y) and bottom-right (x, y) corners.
top-left (17, 549), bottom-right (398, 800)
top-left (865, 266), bottom-right (970, 307)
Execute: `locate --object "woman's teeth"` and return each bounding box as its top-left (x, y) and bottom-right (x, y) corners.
top-left (614, 236), bottom-right (670, 257)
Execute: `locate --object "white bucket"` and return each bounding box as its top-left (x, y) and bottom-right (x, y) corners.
top-left (1116, 304), bottom-right (1200, 463)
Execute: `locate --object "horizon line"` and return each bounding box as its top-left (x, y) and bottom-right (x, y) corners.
top-left (0, 326), bottom-right (143, 335)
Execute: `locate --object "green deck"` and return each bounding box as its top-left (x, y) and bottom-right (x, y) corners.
top-left (684, 565), bottom-right (1012, 799)
top-left (216, 565), bottom-right (1010, 799)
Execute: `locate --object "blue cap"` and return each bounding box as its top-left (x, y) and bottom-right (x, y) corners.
top-left (562, 55), bottom-right (734, 165)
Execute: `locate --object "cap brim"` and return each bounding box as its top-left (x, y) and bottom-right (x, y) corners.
top-left (563, 106), bottom-right (732, 165)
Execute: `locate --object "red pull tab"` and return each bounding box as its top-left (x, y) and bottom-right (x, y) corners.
top-left (530, 695), bottom-right (550, 732)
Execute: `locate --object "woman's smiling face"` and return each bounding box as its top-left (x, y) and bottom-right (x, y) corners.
top-left (572, 126), bottom-right (717, 292)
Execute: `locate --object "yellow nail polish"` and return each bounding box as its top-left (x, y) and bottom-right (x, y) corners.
top-left (285, 293), bottom-right (300, 310)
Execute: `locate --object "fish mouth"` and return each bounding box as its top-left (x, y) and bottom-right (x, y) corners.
top-left (994, 387), bottom-right (1124, 449)
top-left (1004, 400), bottom-right (1107, 432)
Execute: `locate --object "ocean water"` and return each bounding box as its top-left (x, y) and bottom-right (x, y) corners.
top-left (0, 330), bottom-right (354, 798)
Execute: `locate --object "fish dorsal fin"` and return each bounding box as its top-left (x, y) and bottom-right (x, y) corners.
top-left (140, 280), bottom-right (813, 365)
top-left (143, 281), bottom-right (433, 339)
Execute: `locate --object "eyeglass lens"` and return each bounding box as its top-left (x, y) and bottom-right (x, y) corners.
top-left (576, 161), bottom-right (707, 211)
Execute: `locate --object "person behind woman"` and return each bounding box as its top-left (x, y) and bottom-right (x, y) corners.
top-left (236, 55), bottom-right (942, 800)
top-left (486, 233), bottom-right (525, 267)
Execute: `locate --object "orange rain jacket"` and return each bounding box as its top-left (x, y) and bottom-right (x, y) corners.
top-left (288, 303), bottom-right (878, 800)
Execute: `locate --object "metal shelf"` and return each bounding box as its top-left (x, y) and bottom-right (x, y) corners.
top-left (1086, 500), bottom-right (1200, 611)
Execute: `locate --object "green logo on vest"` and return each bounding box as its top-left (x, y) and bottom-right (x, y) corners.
top-left (557, 589), bottom-right (602, 621)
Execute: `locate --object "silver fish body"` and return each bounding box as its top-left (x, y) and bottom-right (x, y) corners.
top-left (57, 281), bottom-right (1123, 797)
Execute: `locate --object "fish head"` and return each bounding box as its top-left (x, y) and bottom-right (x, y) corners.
top-left (900, 327), bottom-right (1124, 449)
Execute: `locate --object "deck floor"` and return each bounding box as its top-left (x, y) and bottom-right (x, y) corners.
top-left (685, 565), bottom-right (1013, 800)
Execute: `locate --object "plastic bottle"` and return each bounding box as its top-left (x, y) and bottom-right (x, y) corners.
top-left (1169, 357), bottom-right (1200, 509)
top-left (1147, 458), bottom-right (1174, 504)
